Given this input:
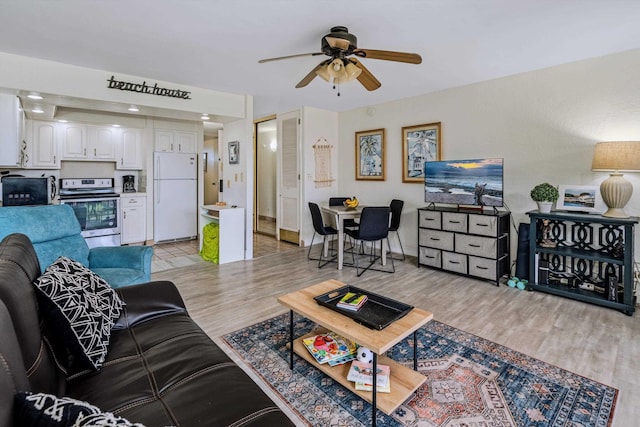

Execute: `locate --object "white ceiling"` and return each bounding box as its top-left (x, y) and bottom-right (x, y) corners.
top-left (1, 0), bottom-right (640, 120)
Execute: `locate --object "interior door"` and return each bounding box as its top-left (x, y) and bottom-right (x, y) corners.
top-left (276, 110), bottom-right (300, 244)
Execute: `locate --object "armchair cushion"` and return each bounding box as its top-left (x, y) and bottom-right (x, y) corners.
top-left (0, 205), bottom-right (152, 288)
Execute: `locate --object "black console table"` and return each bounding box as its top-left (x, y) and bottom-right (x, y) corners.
top-left (527, 210), bottom-right (637, 315)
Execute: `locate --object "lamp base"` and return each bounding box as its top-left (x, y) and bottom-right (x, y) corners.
top-left (600, 173), bottom-right (632, 218)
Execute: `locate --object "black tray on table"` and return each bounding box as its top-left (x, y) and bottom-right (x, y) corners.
top-left (314, 285), bottom-right (414, 330)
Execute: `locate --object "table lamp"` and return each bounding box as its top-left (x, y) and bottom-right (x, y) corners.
top-left (591, 141), bottom-right (640, 218)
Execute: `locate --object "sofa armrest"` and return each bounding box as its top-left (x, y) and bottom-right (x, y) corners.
top-left (113, 281), bottom-right (187, 330)
top-left (88, 246), bottom-right (153, 274)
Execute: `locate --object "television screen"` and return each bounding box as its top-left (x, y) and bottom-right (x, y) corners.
top-left (424, 158), bottom-right (504, 207)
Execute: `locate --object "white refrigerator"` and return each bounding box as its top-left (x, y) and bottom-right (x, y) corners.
top-left (153, 152), bottom-right (198, 242)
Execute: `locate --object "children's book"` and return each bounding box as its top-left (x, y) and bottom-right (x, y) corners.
top-left (346, 360), bottom-right (390, 387)
top-left (302, 332), bottom-right (357, 365)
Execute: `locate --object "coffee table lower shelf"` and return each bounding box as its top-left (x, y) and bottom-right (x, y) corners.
top-left (293, 331), bottom-right (426, 415)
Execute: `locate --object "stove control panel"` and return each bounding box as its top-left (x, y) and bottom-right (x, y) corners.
top-left (60, 178), bottom-right (114, 190)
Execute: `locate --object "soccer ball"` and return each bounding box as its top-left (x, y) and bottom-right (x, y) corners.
top-left (357, 347), bottom-right (374, 363)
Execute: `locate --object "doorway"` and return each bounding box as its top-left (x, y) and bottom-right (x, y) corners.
top-left (254, 116), bottom-right (277, 235)
top-left (203, 129), bottom-right (219, 205)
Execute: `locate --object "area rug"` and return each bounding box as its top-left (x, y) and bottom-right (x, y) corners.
top-left (222, 314), bottom-right (617, 427)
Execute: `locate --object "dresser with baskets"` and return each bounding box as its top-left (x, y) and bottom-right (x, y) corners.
top-left (417, 206), bottom-right (511, 284)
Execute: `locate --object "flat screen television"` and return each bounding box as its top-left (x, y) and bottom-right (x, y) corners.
top-left (424, 158), bottom-right (504, 207)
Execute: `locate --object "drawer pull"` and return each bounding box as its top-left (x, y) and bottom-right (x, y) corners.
top-left (448, 261), bottom-right (460, 265)
top-left (449, 220), bottom-right (461, 224)
top-left (430, 237), bottom-right (441, 241)
top-left (469, 244), bottom-right (481, 248)
top-left (475, 266), bottom-right (489, 270)
top-left (425, 255), bottom-right (435, 259)
top-left (475, 223), bottom-right (489, 227)
top-left (425, 218), bottom-right (436, 221)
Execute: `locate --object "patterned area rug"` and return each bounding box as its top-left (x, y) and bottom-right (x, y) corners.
top-left (222, 314), bottom-right (617, 427)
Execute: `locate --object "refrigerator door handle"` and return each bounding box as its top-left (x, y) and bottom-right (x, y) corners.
top-left (155, 180), bottom-right (160, 204)
top-left (155, 156), bottom-right (161, 178)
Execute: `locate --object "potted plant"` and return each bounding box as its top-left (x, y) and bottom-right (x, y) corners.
top-left (530, 182), bottom-right (559, 213)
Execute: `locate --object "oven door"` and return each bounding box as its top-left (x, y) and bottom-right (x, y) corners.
top-left (60, 197), bottom-right (120, 239)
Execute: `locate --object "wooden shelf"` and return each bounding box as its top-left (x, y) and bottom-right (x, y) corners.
top-left (293, 330), bottom-right (425, 415)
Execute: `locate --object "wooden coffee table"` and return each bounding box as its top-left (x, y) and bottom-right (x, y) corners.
top-left (277, 279), bottom-right (433, 426)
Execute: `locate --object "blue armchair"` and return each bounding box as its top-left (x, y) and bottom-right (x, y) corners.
top-left (0, 204), bottom-right (153, 288)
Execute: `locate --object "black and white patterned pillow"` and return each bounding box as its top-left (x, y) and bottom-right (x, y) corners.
top-left (33, 256), bottom-right (124, 370)
top-left (14, 391), bottom-right (145, 427)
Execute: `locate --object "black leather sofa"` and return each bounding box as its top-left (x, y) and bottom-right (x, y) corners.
top-left (0, 233), bottom-right (294, 426)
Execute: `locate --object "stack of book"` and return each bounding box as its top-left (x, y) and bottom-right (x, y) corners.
top-left (301, 332), bottom-right (358, 366)
top-left (346, 360), bottom-right (391, 393)
top-left (336, 292), bottom-right (368, 311)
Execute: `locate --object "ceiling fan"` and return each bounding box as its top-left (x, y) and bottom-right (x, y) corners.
top-left (258, 26), bottom-right (422, 94)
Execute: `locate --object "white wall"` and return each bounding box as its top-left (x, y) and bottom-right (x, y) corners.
top-left (337, 49), bottom-right (640, 262)
top-left (301, 107), bottom-right (339, 246)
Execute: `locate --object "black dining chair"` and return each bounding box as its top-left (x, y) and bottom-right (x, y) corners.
top-left (389, 199), bottom-right (405, 260)
top-left (308, 202), bottom-right (338, 268)
top-left (345, 206), bottom-right (395, 277)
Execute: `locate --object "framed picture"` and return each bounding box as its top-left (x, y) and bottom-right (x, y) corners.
top-left (355, 128), bottom-right (385, 180)
top-left (401, 122), bottom-right (441, 183)
top-left (228, 141), bottom-right (239, 164)
top-left (557, 185), bottom-right (605, 213)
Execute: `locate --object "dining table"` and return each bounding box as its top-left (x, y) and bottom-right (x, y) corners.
top-left (320, 204), bottom-right (388, 270)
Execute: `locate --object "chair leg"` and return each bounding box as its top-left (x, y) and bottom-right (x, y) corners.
top-left (307, 232), bottom-right (317, 260)
top-left (317, 234), bottom-right (338, 268)
top-left (389, 230), bottom-right (405, 261)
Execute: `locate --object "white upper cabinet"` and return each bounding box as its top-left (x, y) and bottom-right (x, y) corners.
top-left (60, 123), bottom-right (87, 159)
top-left (24, 120), bottom-right (59, 169)
top-left (117, 128), bottom-right (143, 170)
top-left (87, 126), bottom-right (118, 160)
top-left (155, 129), bottom-right (196, 153)
top-left (0, 94), bottom-right (22, 167)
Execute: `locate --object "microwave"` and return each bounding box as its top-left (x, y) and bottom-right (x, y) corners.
top-left (1, 177), bottom-right (53, 206)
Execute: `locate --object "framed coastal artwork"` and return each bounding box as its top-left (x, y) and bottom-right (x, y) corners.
top-left (402, 122), bottom-right (441, 183)
top-left (556, 185), bottom-right (605, 213)
top-left (355, 128), bottom-right (385, 181)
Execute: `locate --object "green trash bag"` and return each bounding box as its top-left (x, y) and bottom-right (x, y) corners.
top-left (200, 222), bottom-right (220, 263)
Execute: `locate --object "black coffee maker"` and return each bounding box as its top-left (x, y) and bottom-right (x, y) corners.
top-left (123, 175), bottom-right (135, 193)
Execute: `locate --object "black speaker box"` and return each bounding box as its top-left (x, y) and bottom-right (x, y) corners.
top-left (515, 223), bottom-right (530, 280)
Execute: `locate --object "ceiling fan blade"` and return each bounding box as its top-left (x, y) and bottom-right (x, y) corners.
top-left (350, 58), bottom-right (381, 91)
top-left (295, 60), bottom-right (330, 88)
top-left (258, 52), bottom-right (324, 63)
top-left (353, 49), bottom-right (422, 64)
top-left (325, 36), bottom-right (350, 51)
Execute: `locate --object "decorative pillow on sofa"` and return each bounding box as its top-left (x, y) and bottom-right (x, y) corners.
top-left (14, 391), bottom-right (145, 427)
top-left (33, 256), bottom-right (124, 370)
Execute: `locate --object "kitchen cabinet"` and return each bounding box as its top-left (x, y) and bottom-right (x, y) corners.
top-left (527, 210), bottom-right (637, 315)
top-left (0, 94), bottom-right (22, 167)
top-left (24, 120), bottom-right (59, 169)
top-left (155, 129), bottom-right (197, 153)
top-left (87, 125), bottom-right (118, 160)
top-left (418, 206), bottom-right (510, 284)
top-left (200, 205), bottom-right (245, 264)
top-left (121, 194), bottom-right (147, 244)
top-left (60, 123), bottom-right (87, 159)
top-left (117, 128), bottom-right (143, 170)
top-left (61, 124), bottom-right (117, 161)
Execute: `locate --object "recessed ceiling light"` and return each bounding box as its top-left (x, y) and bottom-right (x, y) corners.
top-left (201, 113), bottom-right (210, 120)
top-left (58, 119), bottom-right (68, 123)
top-left (31, 107), bottom-right (44, 114)
top-left (128, 105), bottom-right (139, 112)
top-left (112, 124), bottom-right (121, 128)
top-left (27, 92), bottom-right (43, 100)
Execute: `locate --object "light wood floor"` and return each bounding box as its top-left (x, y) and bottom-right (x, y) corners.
top-left (152, 236), bottom-right (639, 427)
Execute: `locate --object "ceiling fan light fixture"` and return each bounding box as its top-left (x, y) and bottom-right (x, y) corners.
top-left (327, 59), bottom-right (347, 81)
top-left (316, 65), bottom-right (331, 82)
top-left (345, 61), bottom-right (362, 81)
